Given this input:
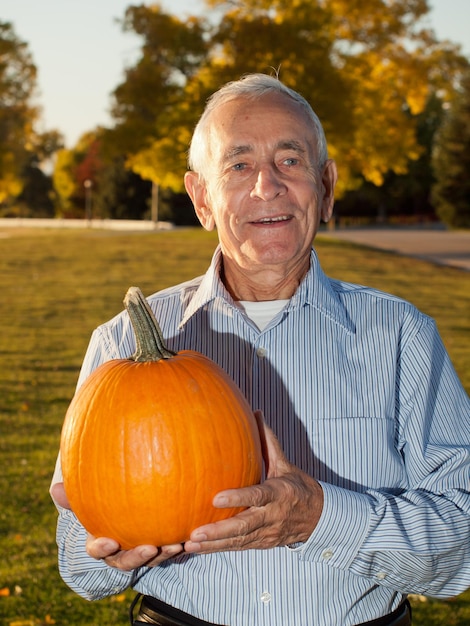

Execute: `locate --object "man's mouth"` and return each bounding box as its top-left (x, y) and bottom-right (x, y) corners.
top-left (252, 215), bottom-right (292, 224)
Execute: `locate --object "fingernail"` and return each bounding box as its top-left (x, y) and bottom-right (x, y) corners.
top-left (214, 495), bottom-right (228, 507)
top-left (141, 546), bottom-right (157, 559)
top-left (102, 540), bottom-right (118, 552)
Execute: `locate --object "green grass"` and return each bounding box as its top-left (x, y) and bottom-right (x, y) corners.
top-left (0, 227), bottom-right (468, 625)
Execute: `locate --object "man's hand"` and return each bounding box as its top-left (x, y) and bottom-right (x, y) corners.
top-left (86, 536), bottom-right (183, 570)
top-left (50, 481), bottom-right (184, 570)
top-left (184, 411), bottom-right (323, 554)
top-left (50, 411), bottom-right (321, 566)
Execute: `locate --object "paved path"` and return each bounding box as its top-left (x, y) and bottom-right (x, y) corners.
top-left (319, 227), bottom-right (470, 271)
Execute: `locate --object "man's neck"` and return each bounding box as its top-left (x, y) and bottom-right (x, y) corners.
top-left (221, 256), bottom-right (310, 302)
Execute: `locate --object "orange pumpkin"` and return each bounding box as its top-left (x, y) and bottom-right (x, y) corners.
top-left (60, 287), bottom-right (262, 550)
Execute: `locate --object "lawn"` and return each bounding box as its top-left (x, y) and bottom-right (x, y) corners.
top-left (0, 226), bottom-right (468, 626)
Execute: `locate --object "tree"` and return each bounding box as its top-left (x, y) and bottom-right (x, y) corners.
top-left (102, 0), bottom-right (467, 219)
top-left (101, 5), bottom-right (209, 221)
top-left (106, 6), bottom-right (207, 160)
top-left (94, 155), bottom-right (152, 220)
top-left (432, 72), bottom-right (470, 228)
top-left (201, 0), bottom-right (468, 195)
top-left (53, 128), bottom-right (153, 220)
top-left (0, 21), bottom-right (38, 204)
top-left (0, 130), bottom-right (64, 217)
top-left (335, 93), bottom-right (447, 223)
top-left (53, 131), bottom-right (104, 218)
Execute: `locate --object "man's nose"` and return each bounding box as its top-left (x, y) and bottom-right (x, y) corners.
top-left (250, 165), bottom-right (287, 201)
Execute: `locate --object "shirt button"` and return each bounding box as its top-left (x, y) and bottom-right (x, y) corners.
top-left (256, 347), bottom-right (267, 358)
top-left (321, 548), bottom-right (334, 561)
top-left (376, 572), bottom-right (387, 580)
top-left (260, 591), bottom-right (272, 604)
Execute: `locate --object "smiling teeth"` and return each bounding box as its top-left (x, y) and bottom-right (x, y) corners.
top-left (258, 216), bottom-right (289, 223)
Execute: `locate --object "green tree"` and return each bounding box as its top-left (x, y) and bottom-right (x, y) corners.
top-left (0, 21), bottom-right (38, 204)
top-left (432, 72), bottom-right (470, 228)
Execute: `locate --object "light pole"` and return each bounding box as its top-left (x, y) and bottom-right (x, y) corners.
top-left (84, 179), bottom-right (93, 221)
top-left (151, 181), bottom-right (159, 227)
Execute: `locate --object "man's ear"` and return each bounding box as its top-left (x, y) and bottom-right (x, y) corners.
top-left (184, 171), bottom-right (215, 231)
top-left (320, 159), bottom-right (338, 223)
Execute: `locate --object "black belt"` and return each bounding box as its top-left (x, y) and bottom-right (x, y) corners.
top-left (131, 594), bottom-right (411, 626)
top-left (131, 595), bottom-right (224, 626)
top-left (356, 600), bottom-right (411, 626)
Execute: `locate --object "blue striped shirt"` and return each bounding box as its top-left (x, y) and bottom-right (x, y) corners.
top-left (53, 246), bottom-right (470, 625)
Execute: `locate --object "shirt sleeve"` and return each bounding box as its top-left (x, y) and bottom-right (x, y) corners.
top-left (56, 508), bottom-right (134, 600)
top-left (297, 317), bottom-right (470, 598)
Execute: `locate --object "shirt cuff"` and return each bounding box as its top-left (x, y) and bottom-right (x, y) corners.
top-left (294, 482), bottom-right (372, 570)
top-left (58, 509), bottom-right (134, 600)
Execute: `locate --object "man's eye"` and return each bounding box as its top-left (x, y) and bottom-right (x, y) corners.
top-left (232, 163), bottom-right (246, 171)
top-left (283, 157), bottom-right (299, 166)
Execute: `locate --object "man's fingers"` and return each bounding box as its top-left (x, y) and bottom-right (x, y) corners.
top-left (186, 509), bottom-right (264, 553)
top-left (86, 535), bottom-right (121, 560)
top-left (85, 534), bottom-right (183, 571)
top-left (213, 482), bottom-right (273, 509)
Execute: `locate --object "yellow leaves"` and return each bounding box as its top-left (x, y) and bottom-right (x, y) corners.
top-left (1, 584), bottom-right (22, 597)
top-left (0, 162), bottom-right (24, 204)
top-left (106, 0), bottom-right (464, 200)
top-left (127, 127), bottom-right (192, 192)
top-left (406, 84), bottom-right (429, 115)
top-left (0, 21), bottom-right (38, 202)
top-left (328, 42), bottom-right (430, 189)
top-left (52, 149), bottom-right (77, 202)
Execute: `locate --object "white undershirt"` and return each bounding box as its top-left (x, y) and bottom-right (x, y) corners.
top-left (237, 299), bottom-right (289, 331)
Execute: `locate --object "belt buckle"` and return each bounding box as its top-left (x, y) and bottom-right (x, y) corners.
top-left (136, 597), bottom-right (189, 626)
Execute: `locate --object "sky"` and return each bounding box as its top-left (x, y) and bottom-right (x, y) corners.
top-left (2, 0), bottom-right (469, 147)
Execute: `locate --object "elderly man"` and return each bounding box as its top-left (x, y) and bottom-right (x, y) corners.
top-left (51, 74), bottom-right (470, 626)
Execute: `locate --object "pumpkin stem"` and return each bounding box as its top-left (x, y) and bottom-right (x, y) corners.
top-left (124, 286), bottom-right (176, 361)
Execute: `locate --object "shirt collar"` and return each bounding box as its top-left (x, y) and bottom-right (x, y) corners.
top-left (179, 245), bottom-right (355, 334)
top-left (179, 246), bottom-right (232, 328)
top-left (290, 248), bottom-right (355, 334)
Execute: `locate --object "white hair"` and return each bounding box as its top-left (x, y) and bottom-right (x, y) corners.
top-left (187, 73), bottom-right (329, 178)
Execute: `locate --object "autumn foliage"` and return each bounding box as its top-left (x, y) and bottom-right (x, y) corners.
top-left (1, 2), bottom-right (469, 223)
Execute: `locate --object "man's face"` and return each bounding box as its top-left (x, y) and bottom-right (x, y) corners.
top-left (185, 93), bottom-right (337, 282)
